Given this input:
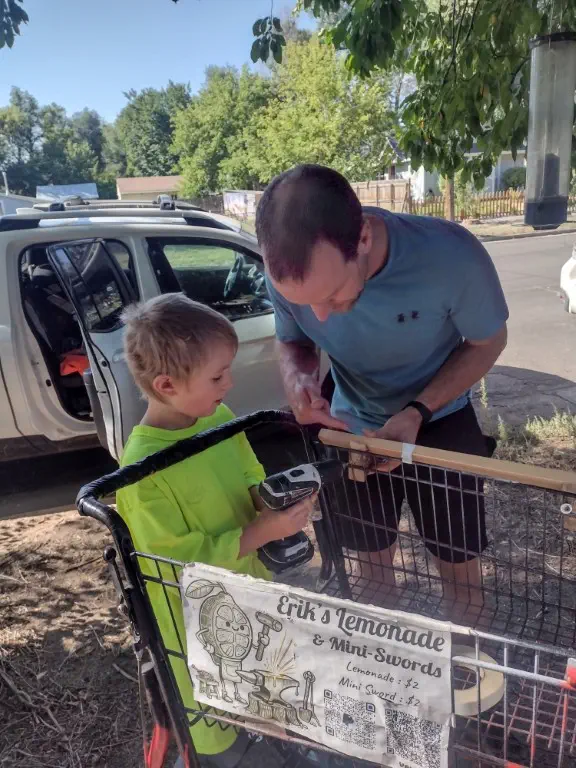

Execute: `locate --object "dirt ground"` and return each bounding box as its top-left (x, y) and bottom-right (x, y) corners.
top-left (0, 512), bottom-right (142, 768)
top-left (1, 425), bottom-right (575, 768)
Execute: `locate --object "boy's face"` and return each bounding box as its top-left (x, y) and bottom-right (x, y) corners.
top-left (154, 342), bottom-right (236, 419)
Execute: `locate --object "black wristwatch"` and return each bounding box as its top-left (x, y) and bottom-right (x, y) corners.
top-left (403, 400), bottom-right (433, 424)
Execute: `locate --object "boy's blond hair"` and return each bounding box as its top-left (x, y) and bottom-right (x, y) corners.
top-left (122, 293), bottom-right (237, 398)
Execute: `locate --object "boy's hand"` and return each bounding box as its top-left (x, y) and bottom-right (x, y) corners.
top-left (259, 495), bottom-right (316, 540)
top-left (239, 495), bottom-right (316, 557)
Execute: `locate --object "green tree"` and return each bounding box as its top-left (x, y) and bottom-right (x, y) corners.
top-left (501, 167), bottom-right (526, 190)
top-left (250, 0), bottom-right (576, 194)
top-left (173, 66), bottom-right (272, 196)
top-left (71, 108), bottom-right (105, 168)
top-left (0, 87), bottom-right (108, 195)
top-left (0, 0), bottom-right (27, 48)
top-left (0, 87), bottom-right (43, 193)
top-left (0, 87), bottom-right (41, 164)
top-left (115, 81), bottom-right (191, 177)
top-left (102, 122), bottom-right (127, 177)
top-left (244, 37), bottom-right (395, 184)
top-left (33, 104), bottom-right (98, 186)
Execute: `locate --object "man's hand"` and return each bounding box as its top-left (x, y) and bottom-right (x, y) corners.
top-left (364, 407), bottom-right (423, 473)
top-left (287, 372), bottom-right (349, 431)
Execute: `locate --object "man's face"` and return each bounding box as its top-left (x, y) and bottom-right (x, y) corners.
top-left (270, 231), bottom-right (369, 322)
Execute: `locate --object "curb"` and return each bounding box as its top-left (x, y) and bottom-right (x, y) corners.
top-left (475, 226), bottom-right (576, 243)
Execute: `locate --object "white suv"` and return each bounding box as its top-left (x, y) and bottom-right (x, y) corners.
top-left (560, 242), bottom-right (576, 314)
top-left (0, 200), bottom-right (287, 462)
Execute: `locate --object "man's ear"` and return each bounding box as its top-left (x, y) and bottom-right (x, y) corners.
top-left (152, 374), bottom-right (178, 400)
top-left (357, 218), bottom-right (372, 257)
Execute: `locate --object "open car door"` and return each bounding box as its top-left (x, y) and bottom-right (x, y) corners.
top-left (47, 239), bottom-right (143, 460)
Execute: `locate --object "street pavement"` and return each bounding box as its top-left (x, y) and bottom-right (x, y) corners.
top-left (1, 231), bottom-right (574, 518)
top-left (482, 231), bottom-right (576, 424)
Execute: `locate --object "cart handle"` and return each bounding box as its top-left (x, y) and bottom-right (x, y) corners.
top-left (76, 410), bottom-right (299, 513)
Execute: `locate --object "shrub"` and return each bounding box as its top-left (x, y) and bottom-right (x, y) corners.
top-left (501, 167), bottom-right (526, 190)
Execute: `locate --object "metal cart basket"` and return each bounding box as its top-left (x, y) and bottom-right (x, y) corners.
top-left (76, 411), bottom-right (576, 768)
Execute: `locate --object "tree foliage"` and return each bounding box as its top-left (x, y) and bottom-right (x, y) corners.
top-left (173, 66), bottom-right (272, 197)
top-left (252, 0), bottom-right (576, 186)
top-left (115, 81), bottom-right (190, 177)
top-left (501, 166), bottom-right (526, 190)
top-left (0, 88), bottom-right (103, 196)
top-left (244, 37), bottom-right (396, 184)
top-left (171, 36), bottom-right (397, 197)
top-left (0, 0), bottom-right (27, 48)
top-left (71, 109), bottom-right (106, 169)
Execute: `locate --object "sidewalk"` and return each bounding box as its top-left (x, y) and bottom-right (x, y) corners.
top-left (463, 213), bottom-right (576, 241)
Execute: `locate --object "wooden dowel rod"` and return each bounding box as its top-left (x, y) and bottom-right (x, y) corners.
top-left (319, 429), bottom-right (576, 494)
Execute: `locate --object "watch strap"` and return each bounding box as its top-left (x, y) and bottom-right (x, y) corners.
top-left (404, 400), bottom-right (433, 424)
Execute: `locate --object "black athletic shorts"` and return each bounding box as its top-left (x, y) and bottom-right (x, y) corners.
top-left (326, 402), bottom-right (492, 564)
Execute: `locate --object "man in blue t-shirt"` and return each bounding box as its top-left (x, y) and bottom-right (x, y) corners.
top-left (256, 164), bottom-right (508, 622)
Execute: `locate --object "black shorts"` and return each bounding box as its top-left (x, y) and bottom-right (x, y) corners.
top-left (327, 403), bottom-right (491, 564)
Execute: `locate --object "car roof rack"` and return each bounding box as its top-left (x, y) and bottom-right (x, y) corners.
top-left (0, 206), bottom-right (238, 233)
top-left (31, 195), bottom-right (206, 213)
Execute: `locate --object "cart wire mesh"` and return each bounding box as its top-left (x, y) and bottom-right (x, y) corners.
top-left (313, 430), bottom-right (576, 767)
top-left (75, 411), bottom-right (576, 768)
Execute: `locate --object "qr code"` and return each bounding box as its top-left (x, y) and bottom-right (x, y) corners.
top-left (324, 690), bottom-right (376, 750)
top-left (384, 709), bottom-right (442, 768)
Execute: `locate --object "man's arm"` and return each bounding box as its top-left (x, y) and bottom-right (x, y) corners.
top-left (418, 325), bottom-right (507, 414)
top-left (366, 325), bottom-right (507, 470)
top-left (277, 340), bottom-right (349, 430)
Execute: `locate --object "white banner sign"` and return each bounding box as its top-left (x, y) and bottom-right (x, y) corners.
top-left (182, 564), bottom-right (452, 768)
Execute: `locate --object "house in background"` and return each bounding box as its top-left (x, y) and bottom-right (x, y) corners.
top-left (383, 138), bottom-right (526, 199)
top-left (116, 175), bottom-right (182, 201)
top-left (223, 190), bottom-right (263, 219)
top-left (0, 192), bottom-right (39, 214)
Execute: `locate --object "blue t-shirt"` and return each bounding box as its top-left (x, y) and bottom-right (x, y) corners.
top-left (267, 208), bottom-right (509, 434)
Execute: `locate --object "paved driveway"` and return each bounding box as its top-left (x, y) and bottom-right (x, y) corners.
top-left (481, 233), bottom-right (576, 424)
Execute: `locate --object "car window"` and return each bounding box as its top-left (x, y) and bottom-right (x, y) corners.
top-left (105, 240), bottom-right (139, 297)
top-left (49, 241), bottom-right (133, 332)
top-left (163, 243), bottom-right (236, 269)
top-left (147, 238), bottom-right (272, 321)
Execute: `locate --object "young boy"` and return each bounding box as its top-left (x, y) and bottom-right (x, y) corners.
top-left (117, 294), bottom-right (313, 766)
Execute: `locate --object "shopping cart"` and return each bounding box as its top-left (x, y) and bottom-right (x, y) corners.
top-left (76, 410), bottom-right (576, 768)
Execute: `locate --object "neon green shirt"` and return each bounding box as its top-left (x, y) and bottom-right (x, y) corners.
top-left (117, 404), bottom-right (270, 755)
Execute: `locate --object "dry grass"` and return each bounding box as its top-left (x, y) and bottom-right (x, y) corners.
top-left (491, 409), bottom-right (576, 471)
top-left (0, 512), bottom-right (148, 768)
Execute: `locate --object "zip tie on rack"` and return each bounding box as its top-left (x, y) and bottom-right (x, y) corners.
top-left (401, 443), bottom-right (416, 465)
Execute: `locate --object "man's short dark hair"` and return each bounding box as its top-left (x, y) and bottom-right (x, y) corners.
top-left (256, 164), bottom-right (363, 282)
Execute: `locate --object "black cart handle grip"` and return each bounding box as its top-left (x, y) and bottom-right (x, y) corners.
top-left (76, 410), bottom-right (298, 514)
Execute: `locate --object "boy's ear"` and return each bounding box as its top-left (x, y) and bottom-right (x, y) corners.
top-left (152, 374), bottom-right (178, 399)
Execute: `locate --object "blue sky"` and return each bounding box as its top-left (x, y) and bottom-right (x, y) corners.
top-left (0, 0), bottom-right (311, 122)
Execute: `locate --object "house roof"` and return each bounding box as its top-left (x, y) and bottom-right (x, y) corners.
top-left (387, 137), bottom-right (407, 163)
top-left (116, 175), bottom-right (183, 195)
